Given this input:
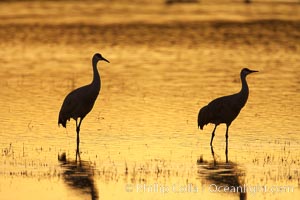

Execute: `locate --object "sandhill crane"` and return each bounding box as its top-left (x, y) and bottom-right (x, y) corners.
top-left (198, 68), bottom-right (258, 161)
top-left (58, 53), bottom-right (109, 161)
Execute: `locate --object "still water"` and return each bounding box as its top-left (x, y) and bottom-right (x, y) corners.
top-left (0, 0), bottom-right (299, 199)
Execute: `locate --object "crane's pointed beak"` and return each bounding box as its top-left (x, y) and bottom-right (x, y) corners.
top-left (250, 69), bottom-right (258, 73)
top-left (102, 57), bottom-right (110, 63)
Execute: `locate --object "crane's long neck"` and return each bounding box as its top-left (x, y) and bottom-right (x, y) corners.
top-left (92, 57), bottom-right (101, 91)
top-left (239, 73), bottom-right (249, 107)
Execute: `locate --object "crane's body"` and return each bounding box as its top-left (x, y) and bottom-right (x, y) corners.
top-left (58, 53), bottom-right (109, 161)
top-left (198, 68), bottom-right (258, 161)
top-left (198, 86), bottom-right (248, 129)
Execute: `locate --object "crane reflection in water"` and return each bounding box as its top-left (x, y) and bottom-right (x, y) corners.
top-left (197, 147), bottom-right (247, 200)
top-left (59, 156), bottom-right (99, 200)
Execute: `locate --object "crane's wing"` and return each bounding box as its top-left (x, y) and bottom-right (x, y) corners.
top-left (58, 91), bottom-right (78, 127)
top-left (58, 85), bottom-right (89, 127)
top-left (58, 84), bottom-right (97, 128)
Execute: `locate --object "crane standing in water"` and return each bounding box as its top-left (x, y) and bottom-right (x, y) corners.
top-left (198, 68), bottom-right (258, 161)
top-left (58, 53), bottom-right (109, 162)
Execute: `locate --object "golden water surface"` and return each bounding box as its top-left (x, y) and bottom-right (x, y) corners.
top-left (0, 0), bottom-right (300, 199)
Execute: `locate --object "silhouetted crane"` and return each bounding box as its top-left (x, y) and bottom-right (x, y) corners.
top-left (58, 53), bottom-right (109, 161)
top-left (198, 68), bottom-right (258, 161)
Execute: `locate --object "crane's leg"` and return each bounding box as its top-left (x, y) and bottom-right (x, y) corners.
top-left (210, 146), bottom-right (217, 165)
top-left (75, 119), bottom-right (79, 162)
top-left (75, 118), bottom-right (83, 162)
top-left (210, 125), bottom-right (217, 146)
top-left (225, 125), bottom-right (229, 163)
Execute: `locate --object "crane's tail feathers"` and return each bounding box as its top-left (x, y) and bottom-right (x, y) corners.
top-left (58, 117), bottom-right (67, 128)
top-left (198, 125), bottom-right (203, 130)
top-left (198, 105), bottom-right (209, 130)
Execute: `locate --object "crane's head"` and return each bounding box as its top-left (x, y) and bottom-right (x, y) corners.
top-left (94, 53), bottom-right (110, 63)
top-left (241, 68), bottom-right (258, 76)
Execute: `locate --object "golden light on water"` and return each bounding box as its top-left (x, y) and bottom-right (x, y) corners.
top-left (0, 0), bottom-right (300, 199)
